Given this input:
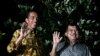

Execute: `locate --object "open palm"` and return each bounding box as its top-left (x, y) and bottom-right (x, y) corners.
top-left (53, 32), bottom-right (62, 46)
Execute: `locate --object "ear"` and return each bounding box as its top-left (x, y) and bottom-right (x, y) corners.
top-left (25, 18), bottom-right (28, 23)
top-left (64, 32), bottom-right (68, 36)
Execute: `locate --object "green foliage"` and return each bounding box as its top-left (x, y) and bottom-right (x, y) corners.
top-left (0, 31), bottom-right (5, 40)
top-left (1, 0), bottom-right (100, 55)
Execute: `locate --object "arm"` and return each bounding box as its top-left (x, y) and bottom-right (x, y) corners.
top-left (15, 35), bottom-right (24, 46)
top-left (7, 28), bottom-right (31, 53)
top-left (86, 46), bottom-right (92, 56)
top-left (7, 30), bottom-right (20, 53)
top-left (7, 22), bottom-right (31, 53)
top-left (50, 32), bottom-right (62, 56)
top-left (50, 44), bottom-right (58, 56)
top-left (15, 23), bottom-right (31, 46)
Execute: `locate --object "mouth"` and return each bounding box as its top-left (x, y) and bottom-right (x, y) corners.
top-left (32, 23), bottom-right (36, 27)
top-left (70, 34), bottom-right (76, 37)
top-left (34, 23), bottom-right (36, 26)
top-left (70, 34), bottom-right (75, 36)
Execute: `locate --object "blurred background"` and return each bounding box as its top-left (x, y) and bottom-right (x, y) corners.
top-left (0, 0), bottom-right (100, 56)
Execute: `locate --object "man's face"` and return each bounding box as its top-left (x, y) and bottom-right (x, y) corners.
top-left (26, 12), bottom-right (38, 29)
top-left (65, 25), bottom-right (79, 41)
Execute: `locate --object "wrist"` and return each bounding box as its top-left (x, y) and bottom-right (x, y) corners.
top-left (53, 44), bottom-right (58, 48)
top-left (19, 35), bottom-right (24, 38)
top-left (15, 36), bottom-right (23, 46)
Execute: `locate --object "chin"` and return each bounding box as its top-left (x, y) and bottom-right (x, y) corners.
top-left (32, 26), bottom-right (36, 29)
top-left (71, 37), bottom-right (77, 39)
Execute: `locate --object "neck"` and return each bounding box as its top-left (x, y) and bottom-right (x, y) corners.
top-left (69, 39), bottom-right (77, 45)
top-left (27, 25), bottom-right (33, 30)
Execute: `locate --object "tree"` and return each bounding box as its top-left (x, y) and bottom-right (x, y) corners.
top-left (0, 0), bottom-right (100, 56)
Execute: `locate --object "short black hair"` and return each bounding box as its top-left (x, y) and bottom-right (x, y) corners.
top-left (60, 23), bottom-right (80, 36)
top-left (66, 23), bottom-right (80, 31)
top-left (24, 9), bottom-right (38, 18)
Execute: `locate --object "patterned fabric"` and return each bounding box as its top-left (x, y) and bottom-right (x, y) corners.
top-left (7, 29), bottom-right (44, 56)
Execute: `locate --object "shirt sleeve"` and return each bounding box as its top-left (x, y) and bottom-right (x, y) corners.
top-left (7, 30), bottom-right (20, 53)
top-left (56, 41), bottom-right (66, 56)
top-left (85, 46), bottom-right (92, 56)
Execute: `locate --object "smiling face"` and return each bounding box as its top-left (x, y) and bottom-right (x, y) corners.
top-left (25, 11), bottom-right (38, 30)
top-left (65, 25), bottom-right (79, 42)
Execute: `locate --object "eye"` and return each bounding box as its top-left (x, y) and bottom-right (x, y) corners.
top-left (68, 29), bottom-right (72, 32)
top-left (32, 16), bottom-right (38, 19)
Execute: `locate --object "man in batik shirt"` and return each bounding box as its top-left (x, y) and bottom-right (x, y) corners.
top-left (7, 10), bottom-right (44, 56)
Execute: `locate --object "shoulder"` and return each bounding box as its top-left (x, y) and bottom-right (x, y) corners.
top-left (13, 29), bottom-right (20, 37)
top-left (13, 29), bottom-right (20, 34)
top-left (79, 43), bottom-right (88, 48)
top-left (75, 42), bottom-right (89, 51)
top-left (15, 29), bottom-right (20, 32)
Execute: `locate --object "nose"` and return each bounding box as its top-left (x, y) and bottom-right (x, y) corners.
top-left (34, 18), bottom-right (37, 22)
top-left (72, 30), bottom-right (76, 34)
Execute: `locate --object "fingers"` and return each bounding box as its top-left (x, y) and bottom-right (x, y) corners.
top-left (60, 37), bottom-right (63, 41)
top-left (25, 30), bottom-right (31, 35)
top-left (20, 27), bottom-right (23, 33)
top-left (53, 31), bottom-right (60, 37)
top-left (52, 31), bottom-right (63, 46)
top-left (52, 31), bottom-right (61, 41)
top-left (57, 32), bottom-right (60, 38)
